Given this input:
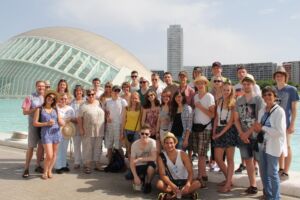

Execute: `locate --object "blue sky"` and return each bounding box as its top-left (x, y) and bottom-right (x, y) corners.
top-left (0, 0), bottom-right (299, 70)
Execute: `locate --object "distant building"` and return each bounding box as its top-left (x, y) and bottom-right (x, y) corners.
top-left (167, 25), bottom-right (183, 78)
top-left (184, 62), bottom-right (277, 82)
top-left (151, 70), bottom-right (165, 80)
top-left (283, 61), bottom-right (300, 84)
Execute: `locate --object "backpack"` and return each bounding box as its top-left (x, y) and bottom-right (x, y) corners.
top-left (104, 149), bottom-right (126, 173)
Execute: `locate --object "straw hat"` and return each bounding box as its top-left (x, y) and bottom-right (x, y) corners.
top-left (242, 74), bottom-right (256, 84)
top-left (273, 66), bottom-right (288, 80)
top-left (61, 121), bottom-right (76, 139)
top-left (163, 132), bottom-right (178, 145)
top-left (194, 76), bottom-right (209, 85)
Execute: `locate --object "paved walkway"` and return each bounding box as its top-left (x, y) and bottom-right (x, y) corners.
top-left (0, 145), bottom-right (298, 200)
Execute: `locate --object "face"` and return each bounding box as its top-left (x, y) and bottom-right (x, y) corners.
top-left (112, 89), bottom-right (121, 97)
top-left (164, 138), bottom-right (176, 152)
top-left (175, 93), bottom-right (183, 104)
top-left (212, 66), bottom-right (222, 76)
top-left (275, 73), bottom-right (286, 84)
top-left (263, 92), bottom-right (276, 105)
top-left (193, 71), bottom-right (201, 79)
top-left (140, 129), bottom-right (150, 140)
top-left (75, 88), bottom-right (83, 98)
top-left (242, 81), bottom-right (253, 94)
top-left (131, 94), bottom-right (140, 104)
top-left (147, 92), bottom-right (156, 101)
top-left (122, 85), bottom-right (130, 93)
top-left (93, 80), bottom-right (100, 88)
top-left (163, 74), bottom-right (172, 85)
top-left (105, 85), bottom-right (112, 92)
top-left (59, 95), bottom-right (68, 106)
top-left (131, 73), bottom-right (138, 81)
top-left (151, 75), bottom-right (159, 85)
top-left (222, 84), bottom-right (232, 99)
top-left (58, 82), bottom-right (67, 92)
top-left (45, 84), bottom-right (51, 90)
top-left (161, 92), bottom-right (171, 104)
top-left (195, 81), bottom-right (206, 91)
top-left (87, 91), bottom-right (95, 102)
top-left (36, 82), bottom-right (46, 95)
top-left (213, 78), bottom-right (223, 88)
top-left (140, 80), bottom-right (148, 88)
top-left (178, 74), bottom-right (187, 84)
top-left (237, 69), bottom-right (247, 80)
top-left (46, 94), bottom-right (55, 105)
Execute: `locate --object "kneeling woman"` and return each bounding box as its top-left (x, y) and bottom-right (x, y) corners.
top-left (33, 90), bottom-right (64, 179)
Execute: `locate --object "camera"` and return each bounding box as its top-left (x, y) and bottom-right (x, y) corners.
top-left (257, 131), bottom-right (265, 143)
top-left (220, 120), bottom-right (227, 125)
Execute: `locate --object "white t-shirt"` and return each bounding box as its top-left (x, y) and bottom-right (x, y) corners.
top-left (105, 97), bottom-right (128, 124)
top-left (57, 105), bottom-right (75, 120)
top-left (193, 93), bottom-right (215, 129)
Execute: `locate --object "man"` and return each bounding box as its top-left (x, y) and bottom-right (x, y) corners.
top-left (234, 74), bottom-right (264, 194)
top-left (156, 132), bottom-right (201, 199)
top-left (234, 65), bottom-right (261, 98)
top-left (273, 66), bottom-right (299, 180)
top-left (137, 77), bottom-right (149, 106)
top-left (22, 80), bottom-right (46, 178)
top-left (163, 72), bottom-right (179, 98)
top-left (130, 70), bottom-right (140, 93)
top-left (130, 125), bottom-right (157, 194)
top-left (92, 78), bottom-right (103, 100)
top-left (178, 71), bottom-right (195, 106)
top-left (234, 66), bottom-right (261, 174)
top-left (149, 73), bottom-right (165, 103)
top-left (188, 67), bottom-right (202, 91)
top-left (45, 80), bottom-right (51, 91)
top-left (105, 85), bottom-right (128, 163)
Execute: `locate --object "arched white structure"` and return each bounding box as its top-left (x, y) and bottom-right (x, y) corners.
top-left (0, 27), bottom-right (151, 97)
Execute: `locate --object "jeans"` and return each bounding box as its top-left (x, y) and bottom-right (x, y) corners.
top-left (55, 138), bottom-right (69, 169)
top-left (259, 149), bottom-right (280, 200)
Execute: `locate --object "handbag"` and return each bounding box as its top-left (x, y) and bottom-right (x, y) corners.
top-left (192, 121), bottom-right (211, 132)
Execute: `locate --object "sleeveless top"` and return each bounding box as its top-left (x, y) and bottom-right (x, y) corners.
top-left (124, 108), bottom-right (141, 131)
top-left (159, 107), bottom-right (170, 130)
top-left (163, 150), bottom-right (188, 180)
top-left (216, 100), bottom-right (232, 126)
top-left (144, 107), bottom-right (159, 136)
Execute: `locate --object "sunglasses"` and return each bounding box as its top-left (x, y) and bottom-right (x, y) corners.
top-left (113, 90), bottom-right (121, 93)
top-left (263, 93), bottom-right (273, 97)
top-left (45, 86), bottom-right (51, 88)
top-left (140, 81), bottom-right (147, 84)
top-left (87, 93), bottom-right (95, 97)
top-left (214, 80), bottom-right (223, 83)
top-left (131, 75), bottom-right (137, 78)
top-left (162, 95), bottom-right (170, 98)
top-left (140, 132), bottom-right (150, 136)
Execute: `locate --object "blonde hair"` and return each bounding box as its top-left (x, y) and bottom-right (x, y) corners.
top-left (128, 92), bottom-right (141, 111)
top-left (221, 82), bottom-right (236, 109)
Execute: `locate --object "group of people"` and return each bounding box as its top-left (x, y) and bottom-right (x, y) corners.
top-left (21, 62), bottom-right (299, 200)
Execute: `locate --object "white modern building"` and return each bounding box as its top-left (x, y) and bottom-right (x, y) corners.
top-left (167, 25), bottom-right (183, 78)
top-left (0, 27), bottom-right (152, 98)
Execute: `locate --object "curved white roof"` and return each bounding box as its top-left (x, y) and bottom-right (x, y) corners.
top-left (16, 26), bottom-right (150, 76)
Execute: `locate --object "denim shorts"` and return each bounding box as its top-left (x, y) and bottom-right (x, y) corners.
top-left (239, 139), bottom-right (260, 161)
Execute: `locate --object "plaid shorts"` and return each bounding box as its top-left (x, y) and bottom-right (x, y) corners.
top-left (191, 129), bottom-right (211, 156)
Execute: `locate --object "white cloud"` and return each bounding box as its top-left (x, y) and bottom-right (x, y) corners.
top-left (258, 8), bottom-right (276, 15)
top-left (50, 0), bottom-right (272, 68)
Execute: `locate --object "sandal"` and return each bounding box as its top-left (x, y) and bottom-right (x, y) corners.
top-left (22, 169), bottom-right (29, 178)
top-left (42, 173), bottom-right (48, 180)
top-left (85, 167), bottom-right (91, 174)
top-left (48, 172), bottom-right (53, 178)
top-left (197, 178), bottom-right (207, 189)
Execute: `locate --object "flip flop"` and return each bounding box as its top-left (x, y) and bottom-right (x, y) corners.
top-left (22, 169), bottom-right (29, 178)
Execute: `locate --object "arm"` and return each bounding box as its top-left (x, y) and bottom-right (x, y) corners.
top-left (141, 108), bottom-right (146, 126)
top-left (157, 155), bottom-right (178, 193)
top-left (33, 108), bottom-right (54, 127)
top-left (121, 108), bottom-right (127, 139)
top-left (181, 152), bottom-right (193, 193)
top-left (182, 106), bottom-right (192, 148)
top-left (156, 115), bottom-right (161, 139)
top-left (130, 153), bottom-right (141, 185)
top-left (194, 103), bottom-right (215, 118)
top-left (288, 101), bottom-right (297, 134)
top-left (57, 110), bottom-right (65, 127)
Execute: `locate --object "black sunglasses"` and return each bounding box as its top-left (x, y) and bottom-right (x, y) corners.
top-left (87, 93), bottom-right (95, 97)
top-left (214, 80), bottom-right (223, 83)
top-left (140, 132), bottom-right (150, 136)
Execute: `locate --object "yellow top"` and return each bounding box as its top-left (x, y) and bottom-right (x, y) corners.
top-left (124, 109), bottom-right (141, 131)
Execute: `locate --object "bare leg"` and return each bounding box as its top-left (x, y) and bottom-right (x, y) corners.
top-left (36, 143), bottom-right (44, 166)
top-left (182, 180), bottom-right (201, 195)
top-left (245, 158), bottom-right (256, 187)
top-left (24, 147), bottom-right (34, 169)
top-left (49, 143), bottom-right (59, 174)
top-left (222, 147), bottom-right (235, 189)
top-left (215, 148), bottom-right (227, 177)
top-left (107, 148), bottom-right (112, 163)
top-left (284, 135), bottom-right (292, 174)
top-left (198, 156), bottom-right (207, 178)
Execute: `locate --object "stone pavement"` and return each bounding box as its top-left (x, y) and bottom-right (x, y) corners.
top-left (0, 145), bottom-right (298, 200)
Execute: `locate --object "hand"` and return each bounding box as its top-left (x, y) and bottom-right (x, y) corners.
top-left (133, 176), bottom-right (141, 185)
top-left (183, 138), bottom-right (188, 149)
top-left (212, 133), bottom-right (217, 140)
top-left (181, 182), bottom-right (191, 194)
top-left (133, 158), bottom-right (141, 164)
top-left (253, 122), bottom-right (262, 132)
top-left (287, 123), bottom-right (295, 134)
top-left (195, 102), bottom-right (202, 110)
top-left (47, 119), bottom-right (55, 126)
top-left (239, 132), bottom-right (249, 144)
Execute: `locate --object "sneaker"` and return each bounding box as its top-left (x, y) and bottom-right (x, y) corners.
top-left (62, 167), bottom-right (70, 172)
top-left (278, 168), bottom-right (284, 175)
top-left (245, 186), bottom-right (258, 194)
top-left (55, 168), bottom-right (64, 174)
top-left (235, 164), bottom-right (246, 174)
top-left (280, 172), bottom-right (289, 181)
top-left (34, 166), bottom-right (44, 173)
top-left (143, 183), bottom-right (152, 194)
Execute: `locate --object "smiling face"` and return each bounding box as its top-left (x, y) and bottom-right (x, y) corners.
top-left (237, 69), bottom-right (247, 81)
top-left (222, 84), bottom-right (232, 99)
top-left (274, 73), bottom-right (287, 84)
top-left (58, 81), bottom-right (67, 93)
top-left (195, 81), bottom-right (207, 92)
top-left (36, 81), bottom-right (46, 95)
top-left (242, 81), bottom-right (254, 94)
top-left (93, 80), bottom-right (101, 89)
top-left (164, 74), bottom-right (173, 85)
top-left (262, 91), bottom-right (276, 106)
top-left (45, 94), bottom-right (56, 106)
top-left (86, 90), bottom-right (95, 103)
top-left (163, 137), bottom-right (176, 152)
top-left (59, 94), bottom-right (68, 107)
top-left (139, 128), bottom-right (150, 141)
top-left (75, 88), bottom-right (83, 99)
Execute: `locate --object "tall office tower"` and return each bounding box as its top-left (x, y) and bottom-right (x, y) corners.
top-left (167, 25), bottom-right (183, 78)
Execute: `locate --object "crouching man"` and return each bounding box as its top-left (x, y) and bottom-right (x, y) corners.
top-left (157, 132), bottom-right (201, 199)
top-left (130, 125), bottom-right (157, 194)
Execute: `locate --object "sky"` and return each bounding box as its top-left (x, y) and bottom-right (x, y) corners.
top-left (0, 0), bottom-right (299, 70)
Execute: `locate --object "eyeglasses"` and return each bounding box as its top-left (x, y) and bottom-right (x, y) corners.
top-left (87, 93), bottom-right (95, 97)
top-left (140, 132), bottom-right (150, 136)
top-left (214, 80), bottom-right (223, 83)
top-left (45, 86), bottom-right (51, 89)
top-left (263, 93), bottom-right (273, 97)
top-left (131, 75), bottom-right (137, 78)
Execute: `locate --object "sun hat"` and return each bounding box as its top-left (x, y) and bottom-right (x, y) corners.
top-left (61, 121), bottom-right (76, 139)
top-left (273, 66), bottom-right (288, 80)
top-left (194, 76), bottom-right (209, 85)
top-left (163, 132), bottom-right (178, 145)
top-left (242, 74), bottom-right (256, 84)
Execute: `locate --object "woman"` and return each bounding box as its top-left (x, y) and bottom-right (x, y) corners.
top-left (122, 92), bottom-right (141, 159)
top-left (56, 79), bottom-right (72, 104)
top-left (99, 81), bottom-right (112, 108)
top-left (170, 91), bottom-right (193, 150)
top-left (193, 76), bottom-right (215, 181)
top-left (141, 89), bottom-right (160, 140)
top-left (212, 82), bottom-right (238, 192)
top-left (33, 90), bottom-right (64, 179)
top-left (55, 93), bottom-right (76, 174)
top-left (254, 86), bottom-right (287, 200)
top-left (78, 89), bottom-right (105, 174)
top-left (156, 90), bottom-right (172, 150)
top-left (70, 85), bottom-right (85, 169)
top-left (121, 81), bottom-right (131, 104)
